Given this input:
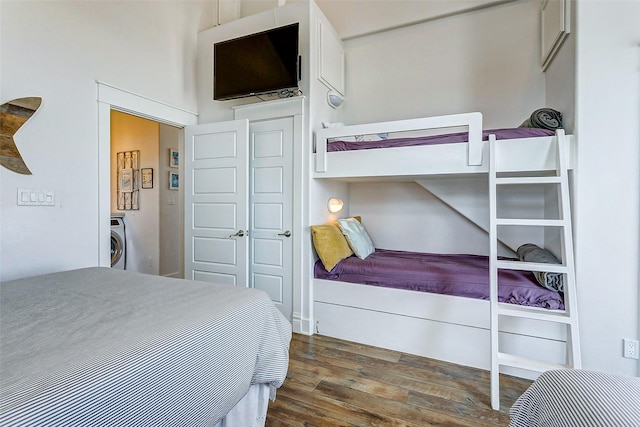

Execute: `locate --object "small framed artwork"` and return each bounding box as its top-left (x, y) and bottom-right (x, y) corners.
top-left (169, 171), bottom-right (179, 190)
top-left (141, 168), bottom-right (153, 189)
top-left (119, 168), bottom-right (134, 193)
top-left (169, 149), bottom-right (179, 168)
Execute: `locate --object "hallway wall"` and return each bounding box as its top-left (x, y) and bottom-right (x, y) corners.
top-left (159, 124), bottom-right (184, 278)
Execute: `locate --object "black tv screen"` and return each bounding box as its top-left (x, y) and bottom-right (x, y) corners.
top-left (214, 23), bottom-right (300, 100)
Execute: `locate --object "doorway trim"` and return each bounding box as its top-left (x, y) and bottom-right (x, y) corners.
top-left (97, 81), bottom-right (198, 267)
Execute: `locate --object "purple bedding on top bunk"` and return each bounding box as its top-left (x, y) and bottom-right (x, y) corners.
top-left (326, 128), bottom-right (555, 152)
top-left (314, 249), bottom-right (564, 310)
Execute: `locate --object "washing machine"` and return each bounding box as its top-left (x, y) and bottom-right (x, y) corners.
top-left (111, 213), bottom-right (126, 269)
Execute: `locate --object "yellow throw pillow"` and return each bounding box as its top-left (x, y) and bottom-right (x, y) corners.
top-left (311, 224), bottom-right (353, 271)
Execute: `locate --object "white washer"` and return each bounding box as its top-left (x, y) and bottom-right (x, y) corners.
top-left (111, 214), bottom-right (126, 269)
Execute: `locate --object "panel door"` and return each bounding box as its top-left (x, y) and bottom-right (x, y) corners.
top-left (249, 117), bottom-right (293, 321)
top-left (184, 119), bottom-right (249, 286)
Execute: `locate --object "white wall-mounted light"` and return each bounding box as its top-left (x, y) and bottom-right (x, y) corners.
top-left (327, 197), bottom-right (344, 213)
top-left (327, 91), bottom-right (343, 109)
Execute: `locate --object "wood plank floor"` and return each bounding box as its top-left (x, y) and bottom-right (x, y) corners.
top-left (266, 333), bottom-right (532, 426)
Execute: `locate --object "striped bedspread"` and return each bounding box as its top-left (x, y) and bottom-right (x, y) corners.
top-left (0, 267), bottom-right (291, 426)
top-left (509, 369), bottom-right (640, 427)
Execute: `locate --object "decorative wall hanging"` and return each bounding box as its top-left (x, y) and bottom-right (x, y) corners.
top-left (141, 168), bottom-right (153, 189)
top-left (0, 97), bottom-right (42, 174)
top-left (116, 150), bottom-right (140, 210)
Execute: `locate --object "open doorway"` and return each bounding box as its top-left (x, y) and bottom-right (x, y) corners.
top-left (110, 111), bottom-right (184, 277)
top-left (97, 82), bottom-right (198, 273)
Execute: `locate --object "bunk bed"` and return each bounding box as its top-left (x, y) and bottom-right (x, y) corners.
top-left (312, 111), bottom-right (576, 378)
top-left (0, 267), bottom-right (291, 426)
top-left (314, 111), bottom-right (574, 179)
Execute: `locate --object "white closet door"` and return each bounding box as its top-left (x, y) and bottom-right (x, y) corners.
top-left (184, 119), bottom-right (249, 286)
top-left (249, 117), bottom-right (293, 321)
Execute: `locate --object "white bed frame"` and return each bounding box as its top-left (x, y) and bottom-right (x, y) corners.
top-left (315, 279), bottom-right (568, 379)
top-left (312, 112), bottom-right (576, 379)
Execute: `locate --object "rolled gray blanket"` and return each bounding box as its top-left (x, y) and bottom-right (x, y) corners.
top-left (520, 108), bottom-right (563, 130)
top-left (517, 243), bottom-right (564, 292)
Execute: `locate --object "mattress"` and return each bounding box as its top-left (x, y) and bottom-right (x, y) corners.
top-left (0, 267), bottom-right (292, 426)
top-left (327, 127), bottom-right (555, 152)
top-left (509, 369), bottom-right (640, 426)
top-left (314, 249), bottom-right (564, 309)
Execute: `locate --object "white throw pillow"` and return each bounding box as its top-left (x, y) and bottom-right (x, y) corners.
top-left (337, 217), bottom-right (375, 260)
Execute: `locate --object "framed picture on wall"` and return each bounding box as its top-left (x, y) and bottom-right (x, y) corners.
top-left (119, 168), bottom-right (134, 193)
top-left (169, 171), bottom-right (179, 190)
top-left (141, 168), bottom-right (153, 189)
top-left (169, 149), bottom-right (179, 168)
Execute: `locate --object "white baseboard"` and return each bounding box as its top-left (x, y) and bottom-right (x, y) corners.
top-left (292, 311), bottom-right (313, 336)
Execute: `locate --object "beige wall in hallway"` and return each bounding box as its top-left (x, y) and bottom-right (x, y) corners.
top-left (111, 112), bottom-right (183, 277)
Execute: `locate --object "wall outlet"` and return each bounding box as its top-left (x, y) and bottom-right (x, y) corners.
top-left (623, 338), bottom-right (639, 359)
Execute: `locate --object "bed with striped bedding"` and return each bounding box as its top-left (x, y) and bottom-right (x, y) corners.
top-left (509, 369), bottom-right (640, 426)
top-left (0, 267), bottom-right (291, 426)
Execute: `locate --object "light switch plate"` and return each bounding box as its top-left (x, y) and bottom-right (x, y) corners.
top-left (17, 188), bottom-right (55, 206)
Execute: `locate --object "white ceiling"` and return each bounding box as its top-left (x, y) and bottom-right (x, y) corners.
top-left (314, 0), bottom-right (515, 40)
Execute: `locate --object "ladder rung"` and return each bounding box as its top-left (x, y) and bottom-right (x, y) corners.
top-left (497, 352), bottom-right (569, 372)
top-left (497, 302), bottom-right (571, 323)
top-left (496, 218), bottom-right (566, 227)
top-left (495, 259), bottom-right (568, 273)
top-left (496, 176), bottom-right (562, 185)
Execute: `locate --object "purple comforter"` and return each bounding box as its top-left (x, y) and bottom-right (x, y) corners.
top-left (314, 249), bottom-right (564, 310)
top-left (327, 128), bottom-right (555, 152)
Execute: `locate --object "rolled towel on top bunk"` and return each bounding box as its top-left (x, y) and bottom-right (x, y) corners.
top-left (519, 108), bottom-right (563, 131)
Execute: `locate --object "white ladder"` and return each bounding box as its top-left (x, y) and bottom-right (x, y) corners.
top-left (489, 130), bottom-right (581, 410)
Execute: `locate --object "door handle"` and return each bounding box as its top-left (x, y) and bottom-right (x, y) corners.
top-left (229, 230), bottom-right (246, 237)
top-left (278, 230), bottom-right (291, 238)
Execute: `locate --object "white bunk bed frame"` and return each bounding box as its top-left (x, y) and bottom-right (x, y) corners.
top-left (312, 112), bottom-right (576, 382)
top-left (314, 112), bottom-right (574, 179)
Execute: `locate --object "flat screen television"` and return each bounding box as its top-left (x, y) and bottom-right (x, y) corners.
top-left (214, 23), bottom-right (300, 100)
